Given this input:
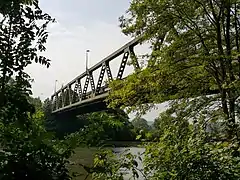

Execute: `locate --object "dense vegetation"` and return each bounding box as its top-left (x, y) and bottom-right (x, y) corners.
top-left (0, 0), bottom-right (74, 179)
top-left (102, 0), bottom-right (240, 179)
top-left (0, 0), bottom-right (239, 180)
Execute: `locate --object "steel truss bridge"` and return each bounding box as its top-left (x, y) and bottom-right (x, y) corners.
top-left (51, 37), bottom-right (141, 115)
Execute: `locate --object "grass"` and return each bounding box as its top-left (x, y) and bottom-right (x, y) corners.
top-left (68, 147), bottom-right (97, 180)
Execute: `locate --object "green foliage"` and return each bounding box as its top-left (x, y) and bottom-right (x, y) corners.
top-left (0, 111), bottom-right (73, 179)
top-left (43, 109), bottom-right (135, 142)
top-left (131, 117), bottom-right (151, 141)
top-left (96, 1), bottom-right (240, 179)
top-left (43, 98), bottom-right (76, 135)
top-left (90, 108), bottom-right (240, 179)
top-left (144, 110), bottom-right (240, 179)
top-left (0, 0), bottom-right (54, 123)
top-left (70, 111), bottom-right (135, 147)
top-left (0, 79), bottom-right (35, 125)
top-left (44, 113), bottom-right (87, 139)
top-left (109, 0), bottom-right (240, 138)
top-left (86, 149), bottom-right (143, 180)
top-left (0, 1), bottom-right (75, 179)
top-left (28, 96), bottom-right (43, 112)
top-left (43, 98), bottom-right (52, 121)
top-left (131, 117), bottom-right (150, 132)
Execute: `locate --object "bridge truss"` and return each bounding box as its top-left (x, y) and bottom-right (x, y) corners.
top-left (51, 37), bottom-right (141, 114)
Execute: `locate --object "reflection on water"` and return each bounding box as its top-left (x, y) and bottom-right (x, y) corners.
top-left (113, 147), bottom-right (145, 180)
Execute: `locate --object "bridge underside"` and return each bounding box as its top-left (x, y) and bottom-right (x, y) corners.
top-left (52, 93), bottom-right (108, 118)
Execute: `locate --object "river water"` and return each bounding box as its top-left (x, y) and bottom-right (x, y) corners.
top-left (113, 147), bottom-right (145, 180)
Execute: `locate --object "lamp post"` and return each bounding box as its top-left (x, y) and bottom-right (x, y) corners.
top-left (86, 49), bottom-right (90, 71)
top-left (54, 80), bottom-right (58, 94)
top-left (40, 93), bottom-right (44, 101)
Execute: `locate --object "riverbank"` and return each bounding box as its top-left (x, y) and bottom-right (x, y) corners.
top-left (104, 140), bottom-right (142, 147)
top-left (68, 145), bottom-right (145, 180)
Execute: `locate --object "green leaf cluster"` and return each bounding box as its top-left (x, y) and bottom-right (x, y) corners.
top-left (100, 0), bottom-right (240, 179)
top-left (144, 110), bottom-right (240, 179)
top-left (109, 0), bottom-right (240, 138)
top-left (69, 111), bottom-right (136, 147)
top-left (0, 1), bottom-right (75, 179)
top-left (90, 149), bottom-right (143, 180)
top-left (0, 111), bottom-right (73, 179)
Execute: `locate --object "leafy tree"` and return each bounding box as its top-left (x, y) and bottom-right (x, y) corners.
top-left (89, 149), bottom-right (142, 180)
top-left (97, 0), bottom-right (240, 179)
top-left (43, 98), bottom-right (52, 119)
top-left (0, 1), bottom-right (74, 179)
top-left (72, 111), bottom-right (135, 146)
top-left (28, 96), bottom-right (43, 111)
top-left (109, 0), bottom-right (240, 139)
top-left (144, 109), bottom-right (240, 179)
top-left (0, 111), bottom-right (73, 179)
top-left (131, 117), bottom-right (150, 132)
top-left (0, 0), bottom-right (53, 124)
top-left (42, 98), bottom-right (60, 133)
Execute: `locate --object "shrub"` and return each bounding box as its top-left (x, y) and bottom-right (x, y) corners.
top-left (0, 111), bottom-right (73, 179)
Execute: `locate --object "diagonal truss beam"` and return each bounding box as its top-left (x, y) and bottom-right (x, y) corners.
top-left (95, 63), bottom-right (106, 94)
top-left (117, 49), bottom-right (130, 80)
top-left (105, 62), bottom-right (113, 80)
top-left (72, 79), bottom-right (82, 102)
top-left (82, 75), bottom-right (90, 97)
top-left (51, 37), bottom-right (142, 113)
top-left (89, 72), bottom-right (95, 92)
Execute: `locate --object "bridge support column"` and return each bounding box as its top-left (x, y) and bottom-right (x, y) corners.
top-left (48, 112), bottom-right (86, 138)
top-left (53, 112), bottom-right (78, 122)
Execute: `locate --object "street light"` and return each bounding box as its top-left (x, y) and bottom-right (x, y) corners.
top-left (86, 49), bottom-right (90, 71)
top-left (54, 80), bottom-right (58, 94)
top-left (40, 93), bottom-right (44, 100)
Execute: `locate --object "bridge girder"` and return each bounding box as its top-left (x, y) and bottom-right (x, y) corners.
top-left (51, 37), bottom-right (141, 115)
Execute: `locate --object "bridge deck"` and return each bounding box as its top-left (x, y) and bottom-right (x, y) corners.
top-left (52, 92), bottom-right (109, 115)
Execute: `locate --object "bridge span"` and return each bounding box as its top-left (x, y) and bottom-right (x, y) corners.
top-left (51, 37), bottom-right (142, 115)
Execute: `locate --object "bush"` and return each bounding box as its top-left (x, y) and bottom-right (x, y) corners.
top-left (143, 113), bottom-right (240, 180)
top-left (0, 111), bottom-right (73, 180)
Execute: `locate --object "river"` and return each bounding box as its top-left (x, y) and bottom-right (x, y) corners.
top-left (69, 146), bottom-right (146, 180)
top-left (113, 147), bottom-right (145, 179)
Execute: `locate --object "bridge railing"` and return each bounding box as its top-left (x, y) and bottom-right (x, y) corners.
top-left (51, 37), bottom-right (142, 113)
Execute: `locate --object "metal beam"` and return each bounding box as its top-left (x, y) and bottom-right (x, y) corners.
top-left (89, 72), bottom-right (95, 92)
top-left (105, 62), bottom-right (113, 81)
top-left (68, 85), bottom-right (72, 105)
top-left (61, 89), bottom-right (64, 108)
top-left (52, 92), bottom-right (109, 114)
top-left (95, 64), bottom-right (106, 93)
top-left (82, 75), bottom-right (90, 97)
top-left (53, 37), bottom-right (140, 96)
top-left (51, 37), bottom-right (143, 112)
top-left (117, 49), bottom-right (129, 80)
top-left (55, 94), bottom-right (59, 110)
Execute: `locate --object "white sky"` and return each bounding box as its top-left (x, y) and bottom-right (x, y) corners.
top-left (25, 0), bottom-right (167, 121)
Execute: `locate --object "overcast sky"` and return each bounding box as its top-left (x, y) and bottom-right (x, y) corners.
top-left (25, 0), bottom-right (166, 120)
